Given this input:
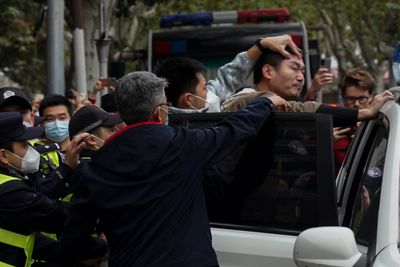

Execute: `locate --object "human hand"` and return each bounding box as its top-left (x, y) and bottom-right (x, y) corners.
top-left (359, 90), bottom-right (394, 120)
top-left (333, 127), bottom-right (352, 142)
top-left (262, 34), bottom-right (302, 58)
top-left (267, 95), bottom-right (291, 112)
top-left (293, 171), bottom-right (314, 189)
top-left (304, 68), bottom-right (333, 101)
top-left (63, 132), bottom-right (89, 168)
top-left (360, 185), bottom-right (371, 215)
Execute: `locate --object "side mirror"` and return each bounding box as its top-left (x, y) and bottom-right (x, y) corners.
top-left (392, 41), bottom-right (400, 83)
top-left (293, 226), bottom-right (361, 267)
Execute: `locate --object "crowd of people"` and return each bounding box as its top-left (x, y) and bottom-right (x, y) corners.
top-left (0, 34), bottom-right (395, 267)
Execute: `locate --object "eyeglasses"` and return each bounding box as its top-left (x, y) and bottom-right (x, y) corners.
top-left (343, 96), bottom-right (370, 104)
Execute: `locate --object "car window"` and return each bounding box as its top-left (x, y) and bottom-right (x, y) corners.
top-left (170, 112), bottom-right (337, 234)
top-left (346, 118), bottom-right (389, 265)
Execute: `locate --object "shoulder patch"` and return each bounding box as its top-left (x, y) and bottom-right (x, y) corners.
top-left (33, 143), bottom-right (61, 154)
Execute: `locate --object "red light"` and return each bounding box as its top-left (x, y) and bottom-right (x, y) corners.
top-left (237, 9), bottom-right (290, 24)
top-left (291, 34), bottom-right (303, 47)
top-left (154, 41), bottom-right (170, 55)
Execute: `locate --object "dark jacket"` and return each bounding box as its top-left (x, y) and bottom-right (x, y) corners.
top-left (0, 168), bottom-right (68, 267)
top-left (62, 97), bottom-right (274, 267)
top-left (0, 168), bottom-right (107, 267)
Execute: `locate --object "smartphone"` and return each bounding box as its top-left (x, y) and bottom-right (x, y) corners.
top-left (320, 58), bottom-right (331, 71)
top-left (99, 77), bottom-right (118, 87)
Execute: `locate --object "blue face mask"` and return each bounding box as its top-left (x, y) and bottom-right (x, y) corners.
top-left (44, 120), bottom-right (70, 142)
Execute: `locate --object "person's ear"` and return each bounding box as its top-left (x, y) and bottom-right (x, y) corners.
top-left (152, 107), bottom-right (162, 122)
top-left (262, 64), bottom-right (275, 80)
top-left (0, 149), bottom-right (10, 166)
top-left (178, 93), bottom-right (193, 109)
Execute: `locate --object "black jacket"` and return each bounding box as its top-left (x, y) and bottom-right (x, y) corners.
top-left (62, 97), bottom-right (274, 267)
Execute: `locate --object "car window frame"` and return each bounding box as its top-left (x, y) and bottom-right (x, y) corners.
top-left (170, 111), bottom-right (338, 236)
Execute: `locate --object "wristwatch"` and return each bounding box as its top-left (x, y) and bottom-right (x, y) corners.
top-left (254, 38), bottom-right (268, 53)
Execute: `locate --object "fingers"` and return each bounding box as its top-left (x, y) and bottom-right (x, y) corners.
top-left (71, 132), bottom-right (89, 146)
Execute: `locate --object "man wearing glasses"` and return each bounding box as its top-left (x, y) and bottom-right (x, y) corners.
top-left (333, 68), bottom-right (376, 173)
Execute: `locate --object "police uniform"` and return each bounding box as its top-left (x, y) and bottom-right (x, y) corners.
top-left (0, 112), bottom-right (69, 267)
top-left (0, 112), bottom-right (108, 267)
top-left (28, 139), bottom-right (76, 201)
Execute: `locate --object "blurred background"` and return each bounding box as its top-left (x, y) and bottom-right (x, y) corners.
top-left (1, 0), bottom-right (400, 103)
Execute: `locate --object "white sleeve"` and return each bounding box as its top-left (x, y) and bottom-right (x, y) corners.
top-left (207, 51), bottom-right (255, 103)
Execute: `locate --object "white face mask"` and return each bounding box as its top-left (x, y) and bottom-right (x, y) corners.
top-left (205, 91), bottom-right (221, 112)
top-left (7, 145), bottom-right (41, 174)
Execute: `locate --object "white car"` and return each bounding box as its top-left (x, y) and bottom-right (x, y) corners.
top-left (170, 87), bottom-right (400, 267)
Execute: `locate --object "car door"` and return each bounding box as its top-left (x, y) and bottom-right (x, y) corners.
top-left (170, 112), bottom-right (338, 267)
top-left (337, 102), bottom-right (400, 266)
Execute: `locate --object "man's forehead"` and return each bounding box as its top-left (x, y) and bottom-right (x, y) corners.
top-left (286, 55), bottom-right (305, 66)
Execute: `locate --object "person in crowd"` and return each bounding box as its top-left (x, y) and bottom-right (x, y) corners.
top-left (31, 93), bottom-right (44, 118)
top-left (100, 92), bottom-right (127, 130)
top-left (39, 94), bottom-right (73, 152)
top-left (221, 47), bottom-right (393, 126)
top-left (68, 105), bottom-right (122, 162)
top-left (333, 68), bottom-right (376, 173)
top-left (154, 34), bottom-right (301, 112)
top-left (0, 90), bottom-right (84, 199)
top-left (0, 87), bottom-right (35, 127)
top-left (100, 92), bottom-right (117, 113)
top-left (0, 112), bottom-right (107, 267)
top-left (66, 89), bottom-right (92, 112)
top-left (61, 71), bottom-right (289, 266)
top-left (34, 94), bottom-right (84, 199)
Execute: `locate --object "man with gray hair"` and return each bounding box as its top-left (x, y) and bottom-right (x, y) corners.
top-left (61, 71), bottom-right (289, 266)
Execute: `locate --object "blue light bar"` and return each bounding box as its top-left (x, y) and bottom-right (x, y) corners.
top-left (160, 12), bottom-right (213, 28)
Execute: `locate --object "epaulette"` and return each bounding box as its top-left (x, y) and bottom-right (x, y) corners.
top-left (33, 143), bottom-right (61, 154)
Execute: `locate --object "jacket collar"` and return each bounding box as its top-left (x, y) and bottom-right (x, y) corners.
top-left (105, 121), bottom-right (162, 144)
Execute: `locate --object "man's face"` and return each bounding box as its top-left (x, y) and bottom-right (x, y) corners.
top-left (268, 56), bottom-right (305, 100)
top-left (191, 72), bottom-right (208, 109)
top-left (343, 86), bottom-right (372, 109)
top-left (1, 104), bottom-right (34, 127)
top-left (41, 105), bottom-right (71, 124)
top-left (96, 126), bottom-right (118, 141)
top-left (181, 72), bottom-right (208, 110)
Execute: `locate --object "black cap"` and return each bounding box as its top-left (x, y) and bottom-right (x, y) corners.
top-left (0, 112), bottom-right (44, 146)
top-left (0, 87), bottom-right (31, 111)
top-left (69, 105), bottom-right (122, 137)
top-left (101, 92), bottom-right (117, 113)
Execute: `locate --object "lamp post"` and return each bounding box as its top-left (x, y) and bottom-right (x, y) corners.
top-left (95, 0), bottom-right (113, 105)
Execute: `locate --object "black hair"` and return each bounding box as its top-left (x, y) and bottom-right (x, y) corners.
top-left (253, 47), bottom-right (297, 85)
top-left (39, 94), bottom-right (73, 116)
top-left (0, 141), bottom-right (14, 152)
top-left (153, 56), bottom-right (206, 107)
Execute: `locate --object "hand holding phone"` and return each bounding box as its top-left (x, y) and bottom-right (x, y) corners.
top-left (320, 58), bottom-right (331, 71)
top-left (99, 77), bottom-right (118, 87)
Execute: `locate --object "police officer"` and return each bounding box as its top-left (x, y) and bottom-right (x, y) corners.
top-left (0, 112), bottom-right (107, 267)
top-left (0, 89), bottom-right (85, 200)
